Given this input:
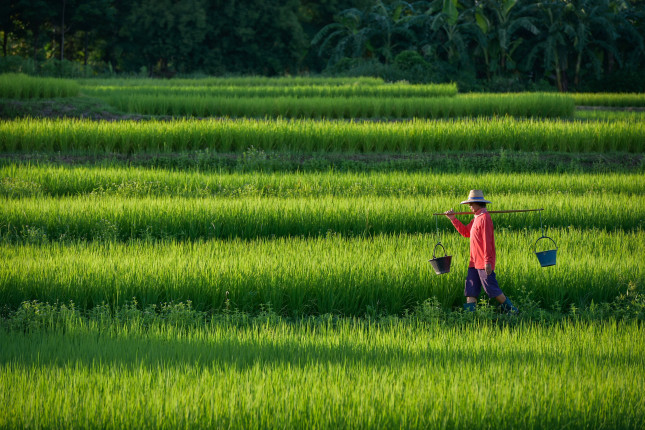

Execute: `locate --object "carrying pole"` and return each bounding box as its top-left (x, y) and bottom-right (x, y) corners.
top-left (432, 208), bottom-right (544, 216)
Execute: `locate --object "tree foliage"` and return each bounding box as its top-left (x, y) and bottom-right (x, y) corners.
top-left (313, 0), bottom-right (645, 90)
top-left (0, 0), bottom-right (643, 89)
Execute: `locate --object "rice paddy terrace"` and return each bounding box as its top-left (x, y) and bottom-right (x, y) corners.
top-left (1, 74), bottom-right (643, 429)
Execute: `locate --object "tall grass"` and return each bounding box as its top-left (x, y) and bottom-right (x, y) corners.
top-left (2, 192), bottom-right (643, 242)
top-left (572, 93), bottom-right (645, 107)
top-left (83, 83), bottom-right (458, 99)
top-left (3, 116), bottom-right (641, 153)
top-left (575, 109), bottom-right (645, 122)
top-left (96, 93), bottom-right (574, 118)
top-left (78, 76), bottom-right (387, 87)
top-left (2, 320), bottom-right (642, 429)
top-left (0, 73), bottom-right (80, 98)
top-left (2, 167), bottom-right (643, 198)
top-left (1, 230), bottom-right (642, 315)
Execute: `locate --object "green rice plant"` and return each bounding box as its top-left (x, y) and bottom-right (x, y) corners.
top-left (7, 150), bottom-right (638, 174)
top-left (0, 73), bottom-right (80, 98)
top-left (0, 229), bottom-right (642, 314)
top-left (82, 82), bottom-right (458, 99)
top-left (1, 192), bottom-right (642, 243)
top-left (2, 166), bottom-right (643, 199)
top-left (78, 76), bottom-right (387, 87)
top-left (1, 320), bottom-right (642, 429)
top-left (572, 93), bottom-right (645, 107)
top-left (574, 109), bottom-right (645, 122)
top-left (96, 93), bottom-right (573, 118)
top-left (4, 115), bottom-right (641, 154)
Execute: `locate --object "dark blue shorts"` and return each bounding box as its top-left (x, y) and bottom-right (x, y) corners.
top-left (464, 267), bottom-right (503, 298)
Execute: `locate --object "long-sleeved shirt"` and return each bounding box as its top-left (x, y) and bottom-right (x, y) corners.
top-left (450, 208), bottom-right (496, 271)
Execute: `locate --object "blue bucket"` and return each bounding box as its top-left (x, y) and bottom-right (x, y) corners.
top-left (534, 236), bottom-right (557, 267)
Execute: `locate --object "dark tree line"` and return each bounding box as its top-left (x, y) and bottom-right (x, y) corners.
top-left (1, 0), bottom-right (644, 90)
top-left (313, 0), bottom-right (645, 91)
top-left (1, 0), bottom-right (370, 76)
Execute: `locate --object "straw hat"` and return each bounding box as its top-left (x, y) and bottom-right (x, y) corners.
top-left (460, 190), bottom-right (492, 205)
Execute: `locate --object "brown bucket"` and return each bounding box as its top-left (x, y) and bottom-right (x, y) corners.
top-left (428, 243), bottom-right (452, 275)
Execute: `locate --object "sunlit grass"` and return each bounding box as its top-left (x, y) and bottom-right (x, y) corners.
top-left (82, 82), bottom-right (458, 99)
top-left (4, 116), bottom-right (642, 153)
top-left (574, 109), bottom-right (645, 122)
top-left (94, 93), bottom-right (573, 119)
top-left (1, 228), bottom-right (642, 314)
top-left (0, 73), bottom-right (80, 99)
top-left (572, 92), bottom-right (645, 107)
top-left (77, 76), bottom-right (387, 87)
top-left (1, 319), bottom-right (643, 429)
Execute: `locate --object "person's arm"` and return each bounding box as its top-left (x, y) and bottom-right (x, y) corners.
top-left (444, 209), bottom-right (472, 238)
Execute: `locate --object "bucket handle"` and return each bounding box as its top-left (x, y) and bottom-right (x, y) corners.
top-left (433, 242), bottom-right (447, 259)
top-left (534, 235), bottom-right (558, 254)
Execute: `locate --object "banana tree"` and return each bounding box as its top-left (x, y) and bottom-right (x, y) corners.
top-left (365, 0), bottom-right (417, 64)
top-left (567, 0), bottom-right (620, 87)
top-left (312, 8), bottom-right (373, 65)
top-left (474, 0), bottom-right (538, 79)
top-left (525, 1), bottom-right (576, 92)
top-left (410, 0), bottom-right (478, 68)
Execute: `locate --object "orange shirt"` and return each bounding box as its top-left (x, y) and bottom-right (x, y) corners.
top-left (450, 208), bottom-right (496, 271)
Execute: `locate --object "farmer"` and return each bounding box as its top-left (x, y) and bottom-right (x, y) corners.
top-left (444, 190), bottom-right (518, 314)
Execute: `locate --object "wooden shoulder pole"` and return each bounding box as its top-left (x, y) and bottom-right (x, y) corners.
top-left (432, 208), bottom-right (544, 216)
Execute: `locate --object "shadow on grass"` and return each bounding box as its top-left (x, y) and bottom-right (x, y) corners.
top-left (1, 324), bottom-right (641, 371)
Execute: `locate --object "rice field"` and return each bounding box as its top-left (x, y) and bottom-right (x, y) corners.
top-left (1, 75), bottom-right (644, 429)
top-left (574, 109), bottom-right (645, 122)
top-left (3, 166), bottom-right (643, 197)
top-left (0, 73), bottom-right (80, 99)
top-left (91, 93), bottom-right (574, 119)
top-left (74, 77), bottom-right (569, 119)
top-left (572, 93), bottom-right (645, 107)
top-left (1, 318), bottom-right (643, 429)
top-left (2, 228), bottom-right (643, 314)
top-left (77, 76), bottom-right (388, 87)
top-left (2, 192), bottom-right (643, 240)
top-left (3, 116), bottom-right (643, 153)
top-left (82, 82), bottom-right (458, 99)
top-left (1, 316), bottom-right (642, 429)
top-left (1, 168), bottom-right (643, 313)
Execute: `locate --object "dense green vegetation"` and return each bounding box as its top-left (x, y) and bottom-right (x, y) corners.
top-left (2, 186), bottom-right (643, 239)
top-left (2, 317), bottom-right (643, 429)
top-left (77, 76), bottom-right (388, 87)
top-left (1, 76), bottom-right (642, 315)
top-left (2, 0), bottom-right (644, 92)
top-left (0, 73), bottom-right (79, 98)
top-left (3, 167), bottom-right (643, 198)
top-left (572, 93), bottom-right (645, 107)
top-left (1, 73), bottom-right (644, 429)
top-left (1, 229), bottom-right (642, 314)
top-left (82, 82), bottom-right (458, 98)
top-left (574, 110), bottom-right (645, 122)
top-left (6, 114), bottom-right (644, 154)
top-left (1, 167), bottom-right (642, 314)
top-left (94, 93), bottom-right (575, 119)
top-left (5, 150), bottom-right (642, 174)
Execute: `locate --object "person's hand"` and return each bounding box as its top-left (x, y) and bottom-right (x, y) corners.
top-left (485, 263), bottom-right (492, 276)
top-left (444, 209), bottom-right (456, 220)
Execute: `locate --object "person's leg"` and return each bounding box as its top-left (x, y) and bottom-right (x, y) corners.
top-left (464, 268), bottom-right (482, 312)
top-left (477, 270), bottom-right (518, 314)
